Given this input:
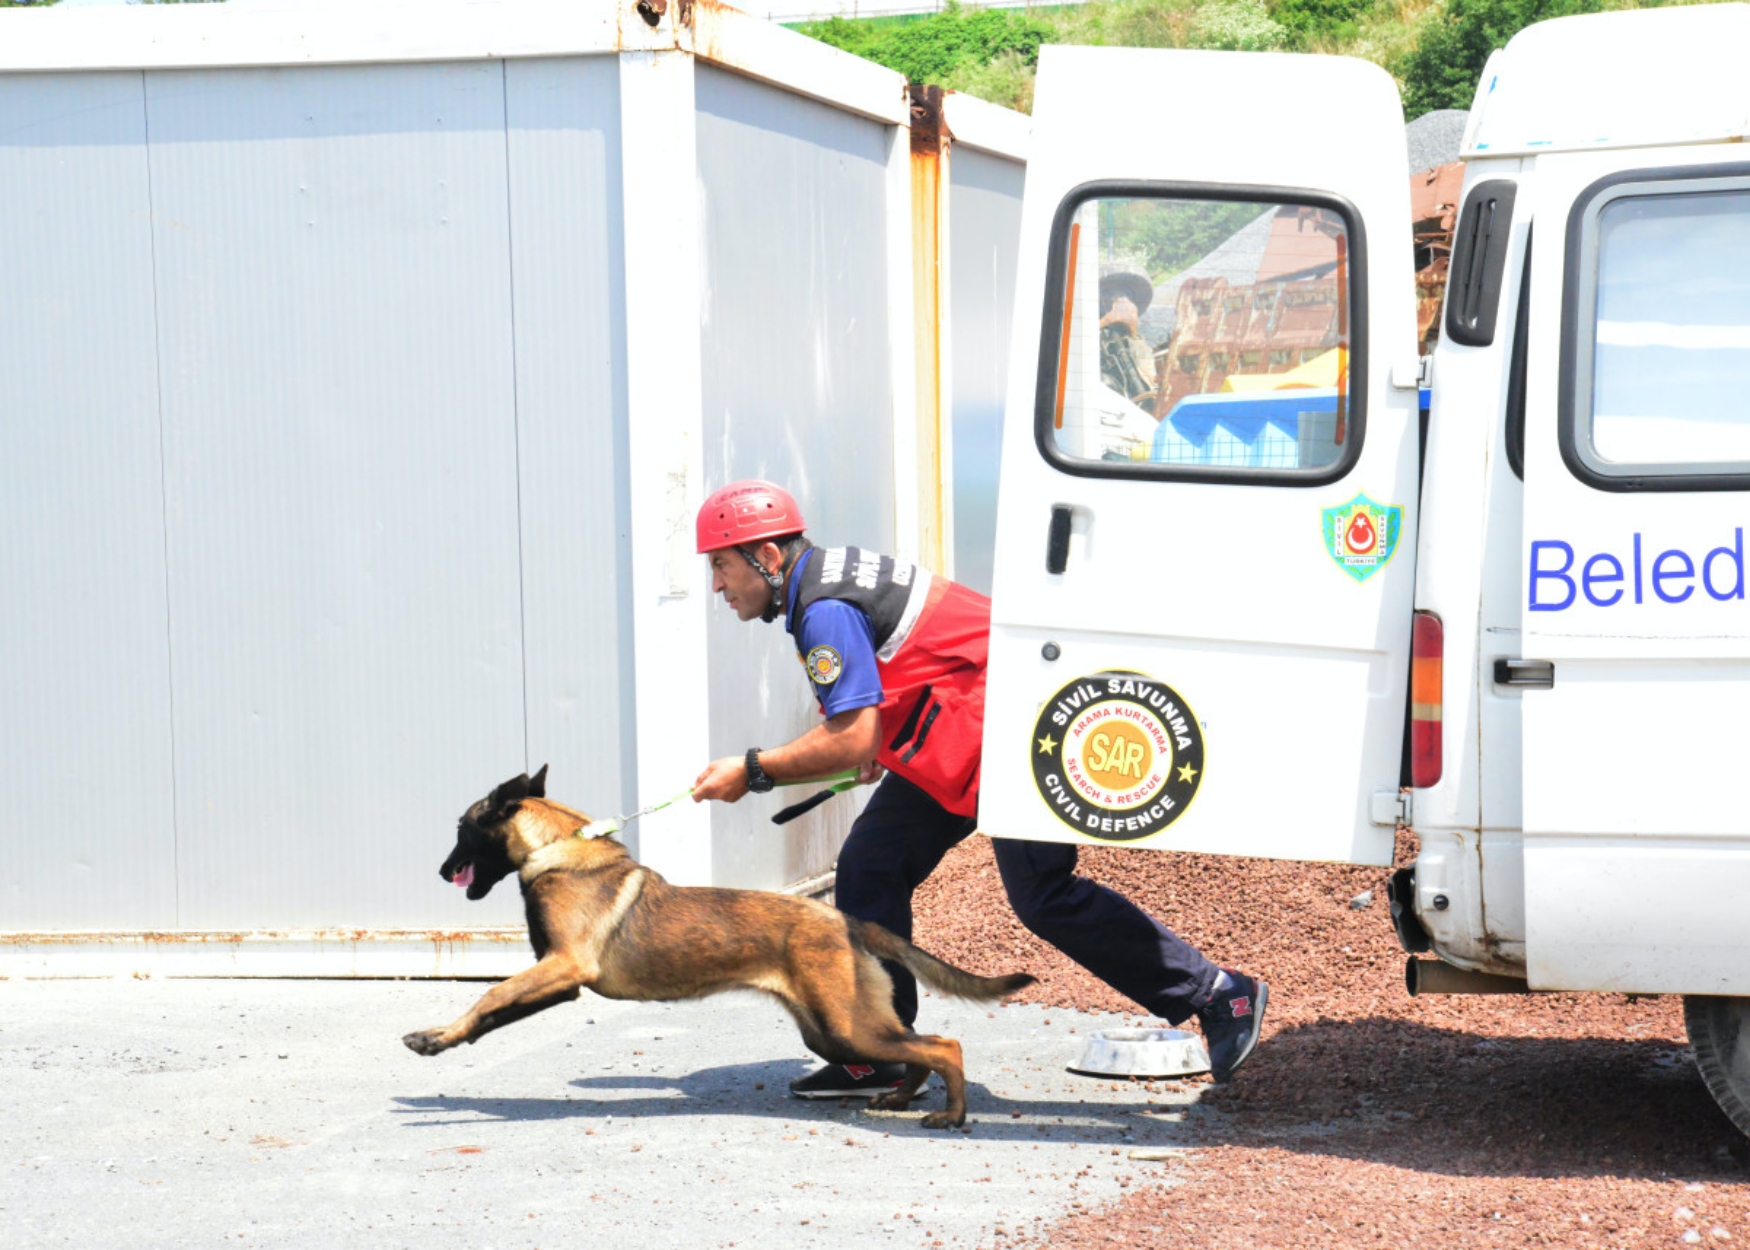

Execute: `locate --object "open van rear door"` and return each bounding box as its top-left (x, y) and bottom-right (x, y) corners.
top-left (1518, 151), bottom-right (1750, 993)
top-left (979, 48), bottom-right (1420, 865)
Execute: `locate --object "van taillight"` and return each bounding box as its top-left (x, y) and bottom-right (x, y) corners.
top-left (1411, 611), bottom-right (1443, 789)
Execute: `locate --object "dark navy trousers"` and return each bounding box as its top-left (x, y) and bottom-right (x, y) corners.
top-left (833, 773), bottom-right (1222, 1029)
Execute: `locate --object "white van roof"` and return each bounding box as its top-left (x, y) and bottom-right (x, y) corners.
top-left (1463, 3), bottom-right (1750, 159)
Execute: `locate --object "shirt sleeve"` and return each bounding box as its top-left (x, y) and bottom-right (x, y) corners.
top-left (796, 598), bottom-right (884, 717)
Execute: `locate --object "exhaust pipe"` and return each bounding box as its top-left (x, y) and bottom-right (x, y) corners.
top-left (1405, 957), bottom-right (1530, 996)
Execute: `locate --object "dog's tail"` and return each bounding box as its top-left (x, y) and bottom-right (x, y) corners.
top-left (854, 920), bottom-right (1036, 1001)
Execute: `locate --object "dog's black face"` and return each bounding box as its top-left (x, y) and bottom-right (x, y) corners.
top-left (441, 765), bottom-right (547, 901)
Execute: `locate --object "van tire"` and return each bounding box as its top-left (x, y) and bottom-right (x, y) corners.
top-left (1684, 995), bottom-right (1750, 1140)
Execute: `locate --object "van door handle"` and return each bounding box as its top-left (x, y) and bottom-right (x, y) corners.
top-left (1493, 658), bottom-right (1553, 688)
top-left (1046, 505), bottom-right (1072, 574)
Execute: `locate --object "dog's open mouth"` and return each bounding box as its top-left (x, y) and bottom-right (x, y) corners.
top-left (452, 863), bottom-right (476, 890)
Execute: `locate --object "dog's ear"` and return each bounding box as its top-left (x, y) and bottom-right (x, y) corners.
top-left (528, 764), bottom-right (548, 798)
top-left (484, 772), bottom-right (534, 823)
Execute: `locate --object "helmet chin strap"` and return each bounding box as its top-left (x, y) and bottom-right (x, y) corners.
top-left (738, 540), bottom-right (810, 624)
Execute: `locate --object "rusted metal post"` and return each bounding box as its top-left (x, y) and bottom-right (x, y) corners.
top-left (908, 83), bottom-right (950, 576)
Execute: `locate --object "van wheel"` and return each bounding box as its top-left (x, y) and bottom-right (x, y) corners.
top-left (1684, 995), bottom-right (1750, 1139)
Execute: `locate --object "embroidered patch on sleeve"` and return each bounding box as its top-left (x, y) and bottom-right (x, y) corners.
top-left (806, 645), bottom-right (843, 685)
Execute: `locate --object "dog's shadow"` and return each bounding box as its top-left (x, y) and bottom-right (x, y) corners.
top-left (393, 1059), bottom-right (1182, 1142)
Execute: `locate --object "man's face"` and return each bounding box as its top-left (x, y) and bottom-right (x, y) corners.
top-left (708, 545), bottom-right (779, 622)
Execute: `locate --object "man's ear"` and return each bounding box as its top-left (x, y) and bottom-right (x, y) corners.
top-left (528, 764), bottom-right (548, 798)
top-left (757, 541), bottom-right (785, 574)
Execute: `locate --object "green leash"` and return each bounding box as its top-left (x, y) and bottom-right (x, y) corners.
top-left (580, 769), bottom-right (861, 840)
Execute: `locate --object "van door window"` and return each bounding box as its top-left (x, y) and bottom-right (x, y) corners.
top-left (1561, 167), bottom-right (1750, 488)
top-left (1037, 187), bottom-right (1362, 486)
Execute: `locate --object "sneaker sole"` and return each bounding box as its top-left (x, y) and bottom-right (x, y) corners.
top-left (1213, 980), bottom-right (1268, 1083)
top-left (790, 1084), bottom-right (904, 1100)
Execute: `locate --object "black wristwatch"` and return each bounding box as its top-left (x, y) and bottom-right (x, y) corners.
top-left (745, 748), bottom-right (776, 793)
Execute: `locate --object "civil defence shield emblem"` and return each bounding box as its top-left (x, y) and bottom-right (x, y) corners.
top-left (1321, 492), bottom-right (1403, 583)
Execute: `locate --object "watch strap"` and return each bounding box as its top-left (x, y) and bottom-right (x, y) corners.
top-left (745, 747), bottom-right (775, 793)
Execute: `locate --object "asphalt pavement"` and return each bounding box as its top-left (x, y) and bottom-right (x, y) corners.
top-left (0, 978), bottom-right (1210, 1249)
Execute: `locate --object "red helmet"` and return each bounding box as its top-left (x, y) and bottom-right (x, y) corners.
top-left (695, 479), bottom-right (805, 554)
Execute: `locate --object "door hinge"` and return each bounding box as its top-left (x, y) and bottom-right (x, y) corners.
top-left (1493, 658), bottom-right (1554, 689)
top-left (1371, 790), bottom-right (1411, 827)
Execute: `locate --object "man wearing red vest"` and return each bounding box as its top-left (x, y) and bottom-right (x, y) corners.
top-left (691, 480), bottom-right (1267, 1098)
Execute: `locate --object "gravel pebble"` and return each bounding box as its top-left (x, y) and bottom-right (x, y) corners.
top-left (911, 831), bottom-right (1750, 1245)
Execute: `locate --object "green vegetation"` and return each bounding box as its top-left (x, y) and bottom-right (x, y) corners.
top-left (800, 0), bottom-right (1296, 111)
top-left (802, 5), bottom-right (1056, 98)
top-left (798, 0), bottom-right (1720, 118)
top-left (1269, 0), bottom-right (1381, 47)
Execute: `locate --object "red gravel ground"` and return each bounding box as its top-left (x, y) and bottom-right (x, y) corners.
top-left (911, 833), bottom-right (1750, 1247)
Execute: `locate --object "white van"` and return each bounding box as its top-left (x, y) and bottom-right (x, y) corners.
top-left (978, 4), bottom-right (1750, 1137)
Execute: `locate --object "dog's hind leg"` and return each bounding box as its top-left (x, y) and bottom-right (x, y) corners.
top-left (807, 956), bottom-right (970, 1128)
top-left (832, 1024), bottom-right (967, 1128)
top-left (868, 1063), bottom-right (931, 1112)
top-left (403, 955), bottom-right (587, 1055)
top-left (878, 1035), bottom-right (966, 1129)
top-left (779, 1000), bottom-right (849, 1064)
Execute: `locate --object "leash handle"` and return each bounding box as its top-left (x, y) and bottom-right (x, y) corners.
top-left (771, 788), bottom-right (836, 826)
top-left (770, 775), bottom-right (861, 825)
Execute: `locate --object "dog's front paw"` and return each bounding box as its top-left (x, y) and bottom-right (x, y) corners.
top-left (869, 1092), bottom-right (912, 1112)
top-left (919, 1109), bottom-right (964, 1130)
top-left (402, 1029), bottom-right (450, 1056)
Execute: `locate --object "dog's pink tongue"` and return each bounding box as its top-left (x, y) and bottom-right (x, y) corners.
top-left (454, 864), bottom-right (475, 890)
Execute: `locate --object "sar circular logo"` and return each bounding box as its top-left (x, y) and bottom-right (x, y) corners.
top-left (1031, 672), bottom-right (1204, 842)
top-left (806, 645), bottom-right (842, 685)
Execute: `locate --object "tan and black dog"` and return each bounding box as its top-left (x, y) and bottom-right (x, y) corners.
top-left (402, 767), bottom-right (1033, 1128)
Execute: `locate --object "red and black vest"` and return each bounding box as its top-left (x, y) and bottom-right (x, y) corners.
top-left (788, 546), bottom-right (989, 817)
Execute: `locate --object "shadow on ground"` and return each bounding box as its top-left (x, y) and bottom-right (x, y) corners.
top-left (392, 1057), bottom-right (1182, 1144)
top-left (1206, 1015), bottom-right (1749, 1182)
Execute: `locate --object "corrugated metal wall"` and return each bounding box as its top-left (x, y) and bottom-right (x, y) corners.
top-left (694, 65), bottom-right (898, 889)
top-left (0, 57), bottom-right (632, 931)
top-left (1, 72), bottom-right (178, 930)
top-left (949, 146), bottom-right (1025, 598)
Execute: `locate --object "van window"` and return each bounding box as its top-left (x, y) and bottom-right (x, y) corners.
top-left (1564, 169), bottom-right (1750, 486)
top-left (1037, 188), bottom-right (1362, 485)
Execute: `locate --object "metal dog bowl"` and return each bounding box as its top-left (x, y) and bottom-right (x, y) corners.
top-left (1068, 1028), bottom-right (1209, 1079)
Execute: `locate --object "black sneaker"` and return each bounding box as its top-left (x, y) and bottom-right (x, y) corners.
top-left (1198, 969), bottom-right (1268, 1084)
top-left (788, 1062), bottom-right (907, 1099)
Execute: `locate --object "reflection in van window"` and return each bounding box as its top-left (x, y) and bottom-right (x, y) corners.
top-left (1591, 189), bottom-right (1750, 466)
top-left (1050, 196), bottom-right (1352, 473)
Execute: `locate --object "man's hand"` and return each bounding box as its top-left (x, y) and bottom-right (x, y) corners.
top-left (692, 708), bottom-right (881, 804)
top-left (693, 756), bottom-right (751, 804)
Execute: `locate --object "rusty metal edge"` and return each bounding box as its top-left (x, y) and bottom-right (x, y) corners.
top-left (0, 929), bottom-right (528, 946)
top-left (0, 929), bottom-right (536, 980)
top-left (909, 83), bottom-right (949, 575)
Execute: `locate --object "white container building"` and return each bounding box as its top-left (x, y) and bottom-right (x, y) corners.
top-left (0, 0), bottom-right (1028, 974)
